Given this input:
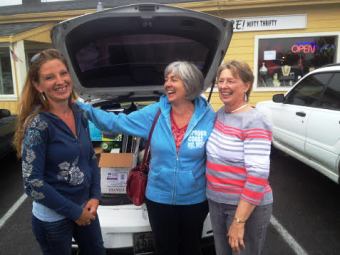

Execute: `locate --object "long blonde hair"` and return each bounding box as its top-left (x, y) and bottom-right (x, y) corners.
top-left (13, 48), bottom-right (76, 158)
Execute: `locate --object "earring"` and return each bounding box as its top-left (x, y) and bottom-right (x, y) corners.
top-left (40, 92), bottom-right (47, 102)
top-left (244, 92), bottom-right (248, 102)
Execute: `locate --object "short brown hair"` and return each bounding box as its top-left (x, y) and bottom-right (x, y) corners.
top-left (216, 60), bottom-right (254, 100)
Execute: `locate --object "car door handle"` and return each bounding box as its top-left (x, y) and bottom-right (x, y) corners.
top-left (296, 112), bottom-right (306, 117)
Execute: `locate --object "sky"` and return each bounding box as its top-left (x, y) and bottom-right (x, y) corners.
top-left (0, 0), bottom-right (74, 7)
top-left (0, 0), bottom-right (21, 6)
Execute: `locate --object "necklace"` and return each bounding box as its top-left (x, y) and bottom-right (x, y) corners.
top-left (282, 65), bottom-right (291, 76)
top-left (230, 103), bottom-right (248, 113)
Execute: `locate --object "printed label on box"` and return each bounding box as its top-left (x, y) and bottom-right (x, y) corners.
top-left (101, 167), bottom-right (129, 194)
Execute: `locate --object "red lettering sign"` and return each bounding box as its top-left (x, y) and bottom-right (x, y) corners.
top-left (291, 44), bottom-right (316, 54)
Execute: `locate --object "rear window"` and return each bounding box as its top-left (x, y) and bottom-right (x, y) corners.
top-left (65, 16), bottom-right (220, 88)
top-left (74, 34), bottom-right (208, 88)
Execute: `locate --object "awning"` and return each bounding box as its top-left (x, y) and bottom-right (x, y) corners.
top-left (0, 22), bottom-right (54, 43)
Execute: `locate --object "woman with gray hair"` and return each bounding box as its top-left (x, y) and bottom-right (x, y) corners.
top-left (77, 61), bottom-right (215, 255)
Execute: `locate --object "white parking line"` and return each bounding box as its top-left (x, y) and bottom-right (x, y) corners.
top-left (270, 215), bottom-right (308, 255)
top-left (0, 193), bottom-right (27, 229)
top-left (0, 194), bottom-right (309, 255)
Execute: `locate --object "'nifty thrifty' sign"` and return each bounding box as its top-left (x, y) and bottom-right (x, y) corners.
top-left (228, 14), bottom-right (307, 32)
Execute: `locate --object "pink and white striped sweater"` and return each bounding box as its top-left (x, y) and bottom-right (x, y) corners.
top-left (206, 108), bottom-right (273, 206)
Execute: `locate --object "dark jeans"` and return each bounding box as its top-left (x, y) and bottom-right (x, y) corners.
top-left (32, 215), bottom-right (106, 255)
top-left (146, 199), bottom-right (208, 255)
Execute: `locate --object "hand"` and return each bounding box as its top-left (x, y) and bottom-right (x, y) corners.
top-left (75, 207), bottom-right (95, 226)
top-left (228, 221), bottom-right (246, 253)
top-left (84, 198), bottom-right (99, 217)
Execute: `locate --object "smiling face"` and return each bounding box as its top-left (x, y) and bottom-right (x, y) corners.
top-left (33, 59), bottom-right (73, 106)
top-left (164, 71), bottom-right (187, 104)
top-left (217, 68), bottom-right (250, 109)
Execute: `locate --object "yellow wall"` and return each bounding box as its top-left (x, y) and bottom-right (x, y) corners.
top-left (208, 4), bottom-right (340, 110)
top-left (0, 101), bottom-right (18, 114)
top-left (208, 93), bottom-right (223, 112)
top-left (0, 24), bottom-right (54, 114)
top-left (1, 3), bottom-right (340, 113)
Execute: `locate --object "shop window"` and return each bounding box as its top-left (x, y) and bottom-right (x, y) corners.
top-left (256, 35), bottom-right (337, 89)
top-left (0, 48), bottom-right (14, 95)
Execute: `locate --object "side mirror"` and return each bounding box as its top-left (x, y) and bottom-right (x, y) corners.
top-left (272, 94), bottom-right (285, 103)
top-left (0, 109), bottom-right (11, 118)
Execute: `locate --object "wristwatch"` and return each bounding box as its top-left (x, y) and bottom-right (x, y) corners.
top-left (233, 217), bottom-right (246, 224)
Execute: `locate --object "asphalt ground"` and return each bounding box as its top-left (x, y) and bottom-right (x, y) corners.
top-left (0, 151), bottom-right (339, 255)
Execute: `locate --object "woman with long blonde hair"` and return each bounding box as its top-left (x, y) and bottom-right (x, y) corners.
top-left (14, 49), bottom-right (105, 255)
top-left (14, 49), bottom-right (76, 155)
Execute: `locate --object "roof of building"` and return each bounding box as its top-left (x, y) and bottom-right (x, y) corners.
top-left (0, 22), bottom-right (48, 36)
top-left (0, 0), bottom-right (204, 15)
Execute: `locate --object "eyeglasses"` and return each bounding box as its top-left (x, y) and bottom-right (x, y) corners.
top-left (217, 79), bottom-right (238, 86)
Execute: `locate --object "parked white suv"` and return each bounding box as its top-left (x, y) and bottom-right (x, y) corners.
top-left (51, 3), bottom-right (233, 253)
top-left (256, 64), bottom-right (340, 184)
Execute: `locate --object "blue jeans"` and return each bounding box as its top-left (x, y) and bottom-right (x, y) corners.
top-left (32, 215), bottom-right (106, 255)
top-left (208, 199), bottom-right (272, 255)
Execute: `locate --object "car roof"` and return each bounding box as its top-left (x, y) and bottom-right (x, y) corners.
top-left (52, 3), bottom-right (233, 101)
top-left (309, 63), bottom-right (340, 74)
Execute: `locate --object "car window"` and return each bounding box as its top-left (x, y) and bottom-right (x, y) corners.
top-left (284, 73), bottom-right (332, 107)
top-left (319, 72), bottom-right (340, 111)
top-left (74, 34), bottom-right (209, 88)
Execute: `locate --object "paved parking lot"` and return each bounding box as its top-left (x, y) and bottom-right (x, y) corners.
top-left (1, 151), bottom-right (339, 255)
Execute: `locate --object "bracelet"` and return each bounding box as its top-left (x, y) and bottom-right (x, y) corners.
top-left (233, 217), bottom-right (246, 224)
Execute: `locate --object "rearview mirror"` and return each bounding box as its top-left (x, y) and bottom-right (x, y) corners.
top-left (272, 94), bottom-right (285, 103)
top-left (0, 109), bottom-right (11, 118)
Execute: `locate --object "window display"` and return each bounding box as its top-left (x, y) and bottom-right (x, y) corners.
top-left (256, 35), bottom-right (337, 88)
top-left (0, 48), bottom-right (14, 95)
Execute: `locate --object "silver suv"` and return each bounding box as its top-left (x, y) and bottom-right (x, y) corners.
top-left (257, 64), bottom-right (340, 184)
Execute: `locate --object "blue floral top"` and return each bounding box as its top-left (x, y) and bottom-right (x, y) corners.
top-left (21, 104), bottom-right (100, 221)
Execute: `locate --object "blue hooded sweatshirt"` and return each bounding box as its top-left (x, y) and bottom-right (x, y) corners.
top-left (21, 104), bottom-right (101, 221)
top-left (78, 95), bottom-right (215, 205)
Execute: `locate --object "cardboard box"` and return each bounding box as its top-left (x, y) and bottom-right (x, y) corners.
top-left (98, 153), bottom-right (136, 194)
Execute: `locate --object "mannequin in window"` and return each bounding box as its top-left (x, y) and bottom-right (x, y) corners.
top-left (259, 62), bottom-right (268, 87)
top-left (273, 73), bottom-right (280, 87)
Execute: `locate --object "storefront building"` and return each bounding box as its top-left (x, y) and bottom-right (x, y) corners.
top-left (0, 0), bottom-right (340, 112)
top-left (194, 0), bottom-right (340, 110)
